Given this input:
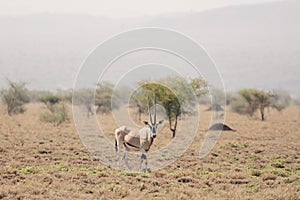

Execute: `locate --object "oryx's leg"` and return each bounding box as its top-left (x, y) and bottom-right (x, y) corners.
top-left (139, 149), bottom-right (147, 172)
top-left (115, 139), bottom-right (122, 169)
top-left (139, 153), bottom-right (143, 172)
top-left (117, 144), bottom-right (122, 169)
top-left (144, 151), bottom-right (148, 172)
top-left (124, 149), bottom-right (131, 171)
top-left (145, 153), bottom-right (148, 172)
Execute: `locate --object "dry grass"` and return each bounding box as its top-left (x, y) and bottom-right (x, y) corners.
top-left (0, 103), bottom-right (299, 199)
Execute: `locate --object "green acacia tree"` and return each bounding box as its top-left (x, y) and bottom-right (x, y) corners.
top-left (133, 76), bottom-right (207, 137)
top-left (140, 82), bottom-right (180, 138)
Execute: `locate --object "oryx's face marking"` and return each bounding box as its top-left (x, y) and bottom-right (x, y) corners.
top-left (144, 120), bottom-right (164, 139)
top-left (145, 94), bottom-right (164, 139)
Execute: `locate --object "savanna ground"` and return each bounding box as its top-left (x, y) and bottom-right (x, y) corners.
top-left (0, 103), bottom-right (299, 199)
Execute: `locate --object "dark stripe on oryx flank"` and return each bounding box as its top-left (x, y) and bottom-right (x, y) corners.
top-left (124, 142), bottom-right (140, 149)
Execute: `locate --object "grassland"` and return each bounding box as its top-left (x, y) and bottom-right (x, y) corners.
top-left (0, 103), bottom-right (299, 199)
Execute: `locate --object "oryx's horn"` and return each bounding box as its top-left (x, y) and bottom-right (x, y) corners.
top-left (147, 96), bottom-right (153, 124)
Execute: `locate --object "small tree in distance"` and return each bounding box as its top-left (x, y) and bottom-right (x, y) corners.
top-left (39, 92), bottom-right (68, 126)
top-left (95, 82), bottom-right (120, 114)
top-left (0, 80), bottom-right (30, 115)
top-left (39, 93), bottom-right (61, 112)
top-left (232, 88), bottom-right (290, 121)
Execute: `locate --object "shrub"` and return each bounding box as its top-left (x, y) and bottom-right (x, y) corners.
top-left (40, 104), bottom-right (69, 126)
top-left (39, 93), bottom-right (61, 112)
top-left (0, 80), bottom-right (30, 115)
top-left (39, 92), bottom-right (68, 125)
top-left (95, 82), bottom-right (119, 114)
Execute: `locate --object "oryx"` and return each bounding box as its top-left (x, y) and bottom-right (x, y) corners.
top-left (114, 96), bottom-right (164, 172)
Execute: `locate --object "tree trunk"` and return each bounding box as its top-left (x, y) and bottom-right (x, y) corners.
top-left (169, 115), bottom-right (173, 136)
top-left (138, 106), bottom-right (142, 122)
top-left (169, 115), bottom-right (178, 138)
top-left (173, 115), bottom-right (178, 137)
top-left (7, 104), bottom-right (12, 115)
top-left (171, 129), bottom-right (176, 138)
top-left (260, 107), bottom-right (265, 121)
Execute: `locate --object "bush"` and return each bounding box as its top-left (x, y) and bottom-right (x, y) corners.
top-left (39, 92), bottom-right (68, 125)
top-left (39, 93), bottom-right (61, 110)
top-left (40, 104), bottom-right (69, 126)
top-left (270, 89), bottom-right (291, 111)
top-left (95, 82), bottom-right (120, 114)
top-left (0, 80), bottom-right (30, 115)
top-left (231, 95), bottom-right (249, 115)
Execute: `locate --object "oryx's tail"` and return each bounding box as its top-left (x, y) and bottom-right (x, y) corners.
top-left (115, 139), bottom-right (118, 152)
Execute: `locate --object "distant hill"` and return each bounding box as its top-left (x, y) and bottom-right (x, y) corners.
top-left (0, 0), bottom-right (299, 97)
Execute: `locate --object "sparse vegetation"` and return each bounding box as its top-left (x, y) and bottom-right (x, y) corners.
top-left (39, 93), bottom-right (61, 111)
top-left (40, 105), bottom-right (69, 126)
top-left (95, 82), bottom-right (119, 114)
top-left (0, 103), bottom-right (299, 199)
top-left (39, 93), bottom-right (69, 125)
top-left (250, 169), bottom-right (262, 177)
top-left (0, 79), bottom-right (298, 199)
top-left (0, 80), bottom-right (30, 115)
top-left (221, 142), bottom-right (249, 149)
top-left (271, 159), bottom-right (285, 169)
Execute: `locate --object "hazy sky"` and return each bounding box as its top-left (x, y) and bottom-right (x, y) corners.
top-left (0, 0), bottom-right (280, 18)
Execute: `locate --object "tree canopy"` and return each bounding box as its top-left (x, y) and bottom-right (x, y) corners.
top-left (131, 76), bottom-right (207, 137)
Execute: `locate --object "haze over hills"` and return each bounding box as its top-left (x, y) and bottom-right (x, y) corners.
top-left (0, 0), bottom-right (299, 97)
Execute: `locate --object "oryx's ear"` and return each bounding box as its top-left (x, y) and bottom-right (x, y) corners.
top-left (143, 121), bottom-right (149, 125)
top-left (158, 120), bottom-right (164, 124)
